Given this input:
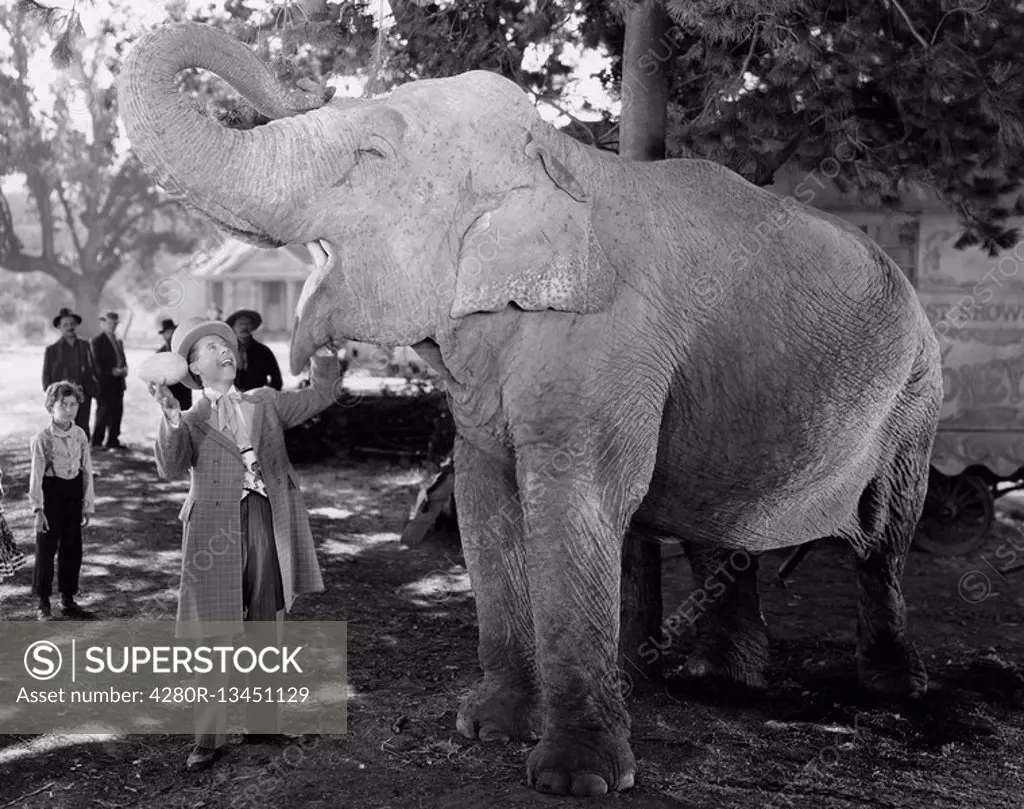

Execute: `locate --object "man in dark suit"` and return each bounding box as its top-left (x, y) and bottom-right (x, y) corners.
top-left (226, 309), bottom-right (283, 392)
top-left (156, 318), bottom-right (193, 411)
top-left (41, 307), bottom-right (99, 438)
top-left (90, 311), bottom-right (128, 450)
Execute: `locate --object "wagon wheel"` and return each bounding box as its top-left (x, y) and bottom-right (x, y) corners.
top-left (914, 473), bottom-right (994, 556)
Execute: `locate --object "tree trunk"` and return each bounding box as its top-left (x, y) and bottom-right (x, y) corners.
top-left (616, 0), bottom-right (677, 682)
top-left (70, 278), bottom-right (104, 340)
top-left (619, 0), bottom-right (677, 161)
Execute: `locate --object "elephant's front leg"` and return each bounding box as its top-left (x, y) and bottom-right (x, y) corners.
top-left (453, 435), bottom-right (542, 743)
top-left (517, 433), bottom-right (643, 797)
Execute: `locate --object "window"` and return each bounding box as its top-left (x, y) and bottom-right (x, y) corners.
top-left (265, 281), bottom-right (285, 306)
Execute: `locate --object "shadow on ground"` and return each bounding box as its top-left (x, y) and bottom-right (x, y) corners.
top-left (0, 430), bottom-right (1022, 808)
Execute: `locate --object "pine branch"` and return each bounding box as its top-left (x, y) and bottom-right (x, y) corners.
top-left (882, 0), bottom-right (931, 49)
top-left (16, 1), bottom-right (87, 68)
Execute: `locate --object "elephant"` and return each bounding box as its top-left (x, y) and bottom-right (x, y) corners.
top-left (118, 22), bottom-right (944, 798)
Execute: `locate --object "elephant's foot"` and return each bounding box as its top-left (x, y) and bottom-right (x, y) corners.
top-left (526, 727), bottom-right (635, 797)
top-left (858, 635), bottom-right (928, 699)
top-left (456, 677), bottom-right (541, 742)
top-left (681, 624), bottom-right (770, 689)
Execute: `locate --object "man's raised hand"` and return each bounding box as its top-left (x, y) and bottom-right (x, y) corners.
top-left (147, 380), bottom-right (180, 420)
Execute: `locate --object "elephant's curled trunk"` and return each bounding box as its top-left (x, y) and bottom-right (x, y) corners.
top-left (117, 22), bottom-right (354, 243)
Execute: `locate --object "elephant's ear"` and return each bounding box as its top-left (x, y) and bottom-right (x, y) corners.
top-left (450, 133), bottom-right (616, 319)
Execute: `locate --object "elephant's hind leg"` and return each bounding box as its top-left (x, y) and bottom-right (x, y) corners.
top-left (851, 463), bottom-right (929, 699)
top-left (679, 542), bottom-right (770, 689)
top-left (453, 436), bottom-right (543, 743)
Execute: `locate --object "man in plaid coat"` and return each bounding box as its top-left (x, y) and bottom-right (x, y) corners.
top-left (147, 316), bottom-right (341, 771)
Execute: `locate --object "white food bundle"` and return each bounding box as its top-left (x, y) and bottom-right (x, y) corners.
top-left (137, 352), bottom-right (189, 385)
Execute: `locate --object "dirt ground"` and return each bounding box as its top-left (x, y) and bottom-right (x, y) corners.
top-left (1, 346), bottom-right (1022, 808)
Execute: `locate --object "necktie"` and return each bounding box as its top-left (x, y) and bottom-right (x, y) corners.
top-left (212, 391), bottom-right (268, 500)
top-left (216, 391), bottom-right (242, 441)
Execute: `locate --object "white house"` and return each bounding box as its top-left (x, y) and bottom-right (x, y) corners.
top-left (151, 240), bottom-right (314, 336)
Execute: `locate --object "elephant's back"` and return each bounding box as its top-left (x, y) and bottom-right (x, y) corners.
top-left (628, 158), bottom-right (937, 549)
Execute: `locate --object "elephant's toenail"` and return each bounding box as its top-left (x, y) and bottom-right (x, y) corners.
top-left (535, 772), bottom-right (570, 794)
top-left (571, 773), bottom-right (609, 796)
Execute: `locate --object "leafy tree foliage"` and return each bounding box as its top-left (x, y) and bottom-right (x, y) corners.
top-left (0, 2), bottom-right (209, 334)
top-left (19, 0), bottom-right (1024, 255)
top-left (598, 0), bottom-right (1024, 254)
top-left (183, 1), bottom-right (591, 135)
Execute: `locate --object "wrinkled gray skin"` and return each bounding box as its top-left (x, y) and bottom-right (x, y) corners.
top-left (118, 22), bottom-right (944, 798)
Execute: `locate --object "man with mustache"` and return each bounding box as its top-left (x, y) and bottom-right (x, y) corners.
top-left (41, 307), bottom-right (100, 438)
top-left (225, 309), bottom-right (283, 392)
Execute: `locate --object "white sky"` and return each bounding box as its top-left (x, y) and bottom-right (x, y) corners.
top-left (2, 0), bottom-right (614, 192)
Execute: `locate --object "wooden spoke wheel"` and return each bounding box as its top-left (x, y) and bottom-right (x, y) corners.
top-left (914, 473), bottom-right (994, 557)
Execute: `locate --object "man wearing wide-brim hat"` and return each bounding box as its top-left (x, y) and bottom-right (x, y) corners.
top-left (225, 308), bottom-right (283, 392)
top-left (41, 307), bottom-right (99, 438)
top-left (146, 315), bottom-right (342, 771)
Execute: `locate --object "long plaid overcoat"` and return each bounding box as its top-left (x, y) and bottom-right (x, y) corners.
top-left (155, 355), bottom-right (340, 638)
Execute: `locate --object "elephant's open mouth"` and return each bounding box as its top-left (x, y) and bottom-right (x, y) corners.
top-left (209, 214), bottom-right (286, 249)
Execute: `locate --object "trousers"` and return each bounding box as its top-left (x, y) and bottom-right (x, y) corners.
top-left (75, 396), bottom-right (92, 440)
top-left (93, 389), bottom-right (124, 446)
top-left (33, 473), bottom-right (84, 601)
top-left (194, 493), bottom-right (286, 749)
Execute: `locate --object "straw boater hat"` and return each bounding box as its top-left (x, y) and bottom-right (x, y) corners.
top-left (170, 316), bottom-right (238, 390)
top-left (52, 307), bottom-right (82, 328)
top-left (225, 309), bottom-right (263, 329)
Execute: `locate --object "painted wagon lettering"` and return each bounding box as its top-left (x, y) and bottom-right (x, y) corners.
top-left (954, 362), bottom-right (1010, 407)
top-left (948, 296), bottom-right (973, 327)
top-left (974, 267), bottom-right (1004, 304)
top-left (929, 301), bottom-right (1024, 329)
top-left (1003, 358), bottom-right (1024, 403)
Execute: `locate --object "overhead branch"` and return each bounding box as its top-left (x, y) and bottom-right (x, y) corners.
top-left (883, 0), bottom-right (930, 50)
top-left (0, 251), bottom-right (76, 286)
top-left (756, 133), bottom-right (805, 185)
top-left (103, 199), bottom-right (183, 252)
top-left (10, 9), bottom-right (58, 263)
top-left (98, 160), bottom-right (133, 222)
top-left (532, 93), bottom-right (597, 145)
top-left (53, 180), bottom-right (84, 256)
top-left (737, 23), bottom-right (759, 83)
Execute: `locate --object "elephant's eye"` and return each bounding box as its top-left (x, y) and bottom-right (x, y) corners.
top-left (357, 146), bottom-right (387, 159)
